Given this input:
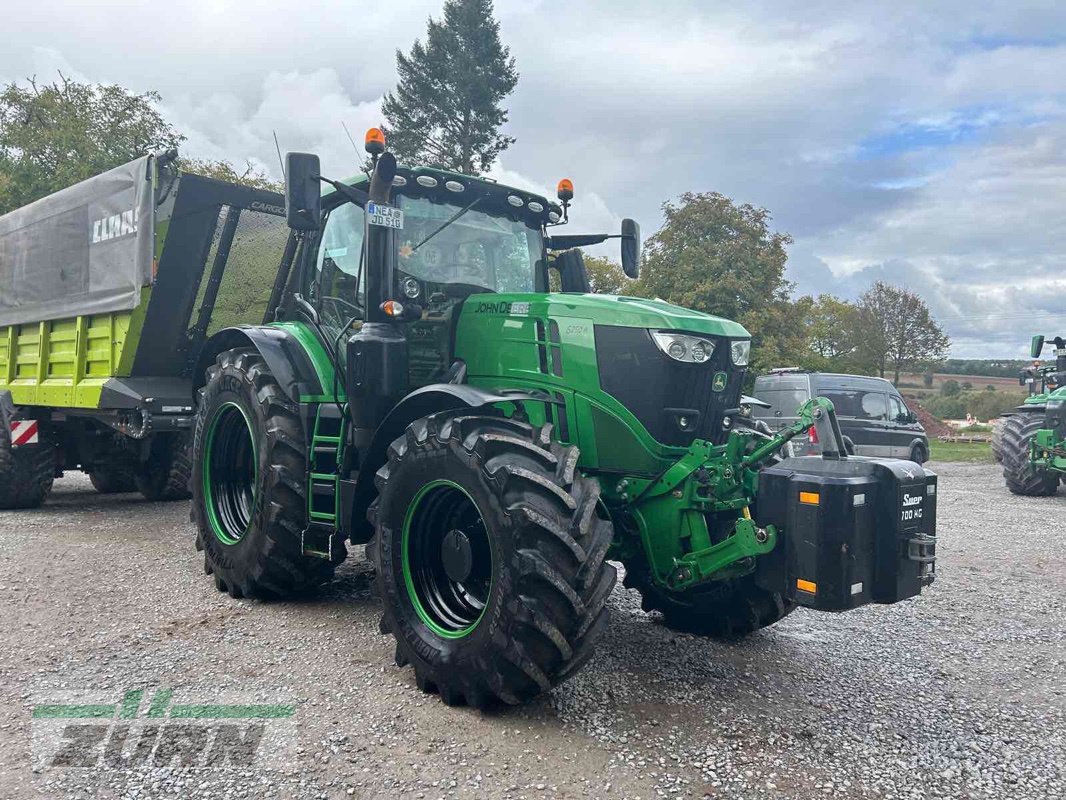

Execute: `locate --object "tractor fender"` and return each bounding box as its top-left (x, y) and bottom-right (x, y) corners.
top-left (193, 326), bottom-right (323, 404)
top-left (345, 383), bottom-right (542, 543)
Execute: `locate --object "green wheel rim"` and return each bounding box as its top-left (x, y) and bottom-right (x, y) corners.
top-left (203, 402), bottom-right (258, 545)
top-left (402, 480), bottom-right (494, 639)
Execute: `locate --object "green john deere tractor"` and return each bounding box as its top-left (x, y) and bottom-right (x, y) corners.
top-left (1000, 335), bottom-right (1066, 496)
top-left (189, 132), bottom-right (938, 708)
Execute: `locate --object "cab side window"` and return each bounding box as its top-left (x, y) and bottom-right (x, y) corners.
top-left (312, 203), bottom-right (366, 336)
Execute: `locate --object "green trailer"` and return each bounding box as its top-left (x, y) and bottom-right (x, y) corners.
top-left (0, 152), bottom-right (291, 507)
top-left (1000, 335), bottom-right (1066, 495)
top-left (2, 132), bottom-right (939, 709)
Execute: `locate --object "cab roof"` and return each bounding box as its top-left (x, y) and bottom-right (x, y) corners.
top-left (332, 163), bottom-right (561, 227)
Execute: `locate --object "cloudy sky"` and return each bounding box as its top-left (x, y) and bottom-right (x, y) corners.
top-left (4, 0), bottom-right (1064, 357)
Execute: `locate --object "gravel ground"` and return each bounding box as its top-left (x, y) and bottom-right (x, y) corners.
top-left (0, 461), bottom-right (1062, 799)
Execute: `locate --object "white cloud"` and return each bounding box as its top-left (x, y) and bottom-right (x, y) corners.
top-left (161, 68), bottom-right (385, 181)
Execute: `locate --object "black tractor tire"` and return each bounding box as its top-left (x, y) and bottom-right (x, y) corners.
top-left (89, 466), bottom-right (137, 494)
top-left (1001, 414), bottom-right (1059, 497)
top-left (192, 347), bottom-right (341, 599)
top-left (990, 416), bottom-right (1009, 464)
top-left (371, 412), bottom-right (616, 708)
top-left (135, 433), bottom-right (192, 501)
top-left (622, 550), bottom-right (795, 638)
top-left (0, 422), bottom-right (55, 510)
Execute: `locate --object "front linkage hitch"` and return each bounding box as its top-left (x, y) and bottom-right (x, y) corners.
top-left (621, 397), bottom-right (846, 592)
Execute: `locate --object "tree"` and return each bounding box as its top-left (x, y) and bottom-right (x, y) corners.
top-left (381, 0), bottom-right (518, 175)
top-left (180, 157), bottom-right (282, 193)
top-left (802, 294), bottom-right (863, 372)
top-left (855, 281), bottom-right (950, 384)
top-left (941, 379), bottom-right (961, 397)
top-left (633, 192), bottom-right (804, 375)
top-left (583, 255), bottom-right (630, 294)
top-left (0, 74), bottom-right (183, 214)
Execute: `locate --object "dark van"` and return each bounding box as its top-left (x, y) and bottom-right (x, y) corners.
top-left (752, 370), bottom-right (929, 463)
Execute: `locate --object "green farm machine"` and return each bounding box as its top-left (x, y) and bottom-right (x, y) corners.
top-left (998, 335), bottom-right (1066, 496)
top-left (1, 132), bottom-right (938, 707)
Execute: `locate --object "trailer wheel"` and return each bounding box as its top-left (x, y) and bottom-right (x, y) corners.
top-left (135, 433), bottom-right (192, 501)
top-left (371, 413), bottom-right (616, 708)
top-left (0, 423), bottom-right (55, 510)
top-left (89, 466), bottom-right (137, 494)
top-left (192, 347), bottom-right (341, 599)
top-left (1001, 414), bottom-right (1059, 496)
top-left (623, 551), bottom-right (794, 638)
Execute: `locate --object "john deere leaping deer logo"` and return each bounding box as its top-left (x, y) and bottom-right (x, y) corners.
top-left (31, 687), bottom-right (295, 771)
top-left (712, 372), bottom-right (728, 392)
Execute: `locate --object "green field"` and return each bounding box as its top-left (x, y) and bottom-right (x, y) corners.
top-left (928, 439), bottom-right (994, 463)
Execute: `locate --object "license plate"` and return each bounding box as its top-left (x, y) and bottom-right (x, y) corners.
top-left (367, 202), bottom-right (404, 229)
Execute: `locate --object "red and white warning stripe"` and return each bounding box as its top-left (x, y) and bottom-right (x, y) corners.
top-left (10, 420), bottom-right (39, 447)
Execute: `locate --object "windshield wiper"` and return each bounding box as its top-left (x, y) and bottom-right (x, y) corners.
top-left (410, 196), bottom-right (483, 253)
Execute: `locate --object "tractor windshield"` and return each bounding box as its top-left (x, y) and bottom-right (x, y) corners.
top-left (397, 196), bottom-right (542, 294)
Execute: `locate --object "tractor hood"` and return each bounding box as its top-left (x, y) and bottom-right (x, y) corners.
top-left (454, 291), bottom-right (752, 460)
top-left (464, 292), bottom-right (750, 340)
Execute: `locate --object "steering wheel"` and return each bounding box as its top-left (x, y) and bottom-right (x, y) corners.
top-left (322, 295), bottom-right (363, 323)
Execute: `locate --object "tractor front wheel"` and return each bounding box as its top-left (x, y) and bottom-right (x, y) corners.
top-left (991, 415), bottom-right (1009, 463)
top-left (371, 413), bottom-right (616, 708)
top-left (192, 347), bottom-right (342, 598)
top-left (1001, 414), bottom-right (1059, 496)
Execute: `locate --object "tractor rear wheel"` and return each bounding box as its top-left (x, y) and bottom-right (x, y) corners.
top-left (622, 553), bottom-right (795, 638)
top-left (135, 433), bottom-right (192, 501)
top-left (0, 422), bottom-right (55, 510)
top-left (371, 413), bottom-right (616, 708)
top-left (1001, 414), bottom-right (1059, 496)
top-left (192, 347), bottom-right (342, 599)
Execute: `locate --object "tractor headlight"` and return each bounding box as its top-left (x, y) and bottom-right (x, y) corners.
top-left (730, 339), bottom-right (751, 366)
top-left (652, 331), bottom-right (715, 364)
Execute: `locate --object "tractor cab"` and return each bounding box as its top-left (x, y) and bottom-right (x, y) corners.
top-left (313, 162), bottom-right (557, 386)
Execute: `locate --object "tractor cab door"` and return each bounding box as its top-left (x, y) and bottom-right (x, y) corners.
top-left (308, 201), bottom-right (367, 349)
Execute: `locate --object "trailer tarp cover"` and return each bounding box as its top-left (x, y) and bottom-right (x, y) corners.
top-left (0, 155), bottom-right (155, 327)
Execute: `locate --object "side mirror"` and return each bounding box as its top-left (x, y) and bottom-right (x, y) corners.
top-left (1031, 335), bottom-right (1045, 359)
top-left (620, 218), bottom-right (641, 279)
top-left (285, 152), bottom-right (322, 231)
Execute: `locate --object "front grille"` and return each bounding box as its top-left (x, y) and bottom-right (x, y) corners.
top-left (595, 325), bottom-right (745, 447)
